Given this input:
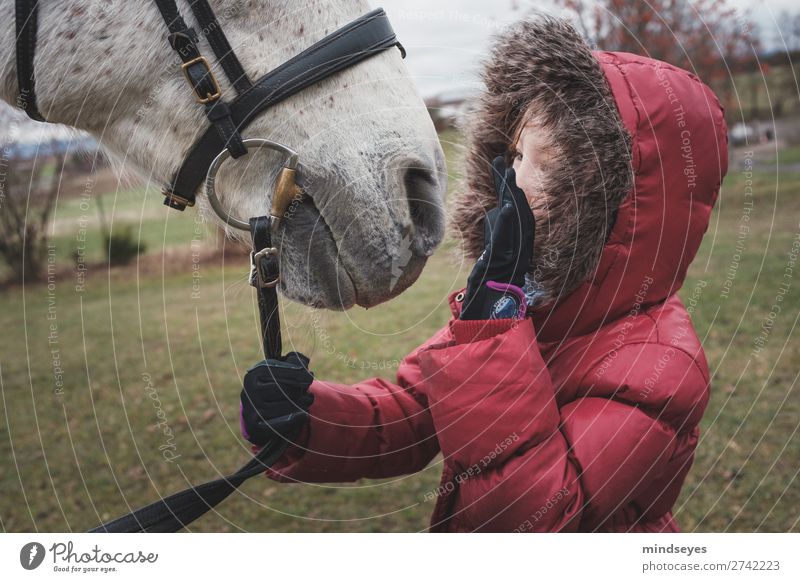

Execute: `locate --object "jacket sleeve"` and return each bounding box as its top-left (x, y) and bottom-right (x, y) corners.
top-left (417, 317), bottom-right (704, 532)
top-left (263, 327), bottom-right (449, 483)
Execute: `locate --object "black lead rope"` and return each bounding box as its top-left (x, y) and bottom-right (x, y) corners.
top-left (90, 216), bottom-right (287, 533)
top-left (250, 216), bottom-right (283, 359)
top-left (88, 430), bottom-right (293, 533)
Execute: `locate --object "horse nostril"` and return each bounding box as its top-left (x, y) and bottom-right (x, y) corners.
top-left (402, 164), bottom-right (445, 257)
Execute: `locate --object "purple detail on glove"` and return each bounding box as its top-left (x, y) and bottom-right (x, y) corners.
top-left (239, 401), bottom-right (250, 441)
top-left (486, 281), bottom-right (527, 319)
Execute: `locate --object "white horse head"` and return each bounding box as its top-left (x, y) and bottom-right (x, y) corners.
top-left (0, 0), bottom-right (446, 309)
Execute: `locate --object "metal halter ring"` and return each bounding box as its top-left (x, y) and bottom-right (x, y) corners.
top-left (205, 138), bottom-right (301, 231)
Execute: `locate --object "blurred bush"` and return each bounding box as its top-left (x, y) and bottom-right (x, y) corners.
top-left (104, 226), bottom-right (146, 266)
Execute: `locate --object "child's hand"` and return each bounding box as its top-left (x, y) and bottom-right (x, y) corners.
top-left (460, 156), bottom-right (535, 320)
top-left (239, 352), bottom-right (315, 446)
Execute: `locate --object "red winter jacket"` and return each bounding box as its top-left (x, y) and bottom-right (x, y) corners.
top-left (266, 51), bottom-right (728, 532)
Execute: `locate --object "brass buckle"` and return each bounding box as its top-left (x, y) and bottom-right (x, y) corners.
top-left (251, 247), bottom-right (280, 288)
top-left (181, 56), bottom-right (222, 104)
top-left (162, 188), bottom-right (196, 210)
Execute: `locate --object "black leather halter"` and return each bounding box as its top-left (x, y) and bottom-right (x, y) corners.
top-left (15, 1), bottom-right (404, 209)
top-left (162, 6), bottom-right (404, 211)
top-left (15, 0), bottom-right (406, 532)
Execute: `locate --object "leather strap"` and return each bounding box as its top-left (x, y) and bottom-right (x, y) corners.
top-left (88, 429), bottom-right (293, 532)
top-left (249, 216), bottom-right (282, 360)
top-left (14, 0), bottom-right (45, 122)
top-left (163, 8), bottom-right (404, 210)
top-left (188, 0), bottom-right (253, 95)
top-left (153, 0), bottom-right (247, 169)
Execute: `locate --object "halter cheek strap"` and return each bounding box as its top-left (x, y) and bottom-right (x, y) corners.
top-left (154, 0), bottom-right (249, 165)
top-left (14, 0), bottom-right (45, 121)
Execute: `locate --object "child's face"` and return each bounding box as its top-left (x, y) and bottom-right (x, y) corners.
top-left (510, 120), bottom-right (555, 225)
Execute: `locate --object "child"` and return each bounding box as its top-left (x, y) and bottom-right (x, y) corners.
top-left (240, 16), bottom-right (728, 532)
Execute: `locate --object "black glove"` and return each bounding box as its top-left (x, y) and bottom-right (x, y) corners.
top-left (460, 156), bottom-right (535, 320)
top-left (239, 351), bottom-right (315, 446)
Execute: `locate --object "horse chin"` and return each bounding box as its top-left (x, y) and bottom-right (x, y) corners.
top-left (282, 253), bottom-right (429, 311)
top-left (281, 259), bottom-right (428, 311)
top-left (275, 197), bottom-right (430, 310)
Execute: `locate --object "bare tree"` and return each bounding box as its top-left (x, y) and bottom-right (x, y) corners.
top-left (775, 9), bottom-right (800, 52)
top-left (770, 9), bottom-right (800, 118)
top-left (0, 153), bottom-right (66, 284)
top-left (561, 0), bottom-right (759, 113)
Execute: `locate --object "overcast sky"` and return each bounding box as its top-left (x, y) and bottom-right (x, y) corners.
top-left (377, 0), bottom-right (798, 98)
top-left (2, 0), bottom-right (796, 139)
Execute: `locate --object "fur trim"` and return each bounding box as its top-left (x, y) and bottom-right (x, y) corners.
top-left (451, 16), bottom-right (633, 303)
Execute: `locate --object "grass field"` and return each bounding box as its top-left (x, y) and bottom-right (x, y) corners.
top-left (49, 185), bottom-right (206, 265)
top-left (1, 132), bottom-right (798, 532)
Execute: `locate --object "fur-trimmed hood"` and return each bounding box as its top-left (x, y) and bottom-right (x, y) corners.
top-left (452, 17), bottom-right (728, 341)
top-left (453, 17), bottom-right (633, 307)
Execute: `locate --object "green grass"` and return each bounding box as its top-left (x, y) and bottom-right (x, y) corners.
top-left (47, 187), bottom-right (207, 266)
top-left (1, 136), bottom-right (798, 532)
top-left (766, 145), bottom-right (800, 167)
top-left (0, 248), bottom-right (462, 532)
top-left (673, 166), bottom-right (800, 532)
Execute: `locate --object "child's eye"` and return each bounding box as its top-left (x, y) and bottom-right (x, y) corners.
top-left (513, 149), bottom-right (523, 161)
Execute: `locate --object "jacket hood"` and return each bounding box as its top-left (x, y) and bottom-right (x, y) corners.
top-left (452, 17), bottom-right (728, 342)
